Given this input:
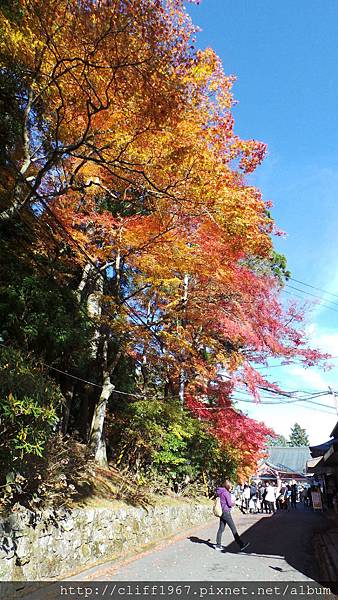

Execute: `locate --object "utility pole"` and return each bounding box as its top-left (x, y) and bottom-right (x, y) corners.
top-left (328, 386), bottom-right (338, 416)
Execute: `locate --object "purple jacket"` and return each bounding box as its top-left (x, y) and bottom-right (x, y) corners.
top-left (217, 487), bottom-right (234, 512)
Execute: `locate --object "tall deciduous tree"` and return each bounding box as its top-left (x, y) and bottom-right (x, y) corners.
top-left (0, 0), bottom-right (328, 477)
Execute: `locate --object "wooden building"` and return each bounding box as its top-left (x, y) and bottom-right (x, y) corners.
top-left (307, 421), bottom-right (338, 510)
top-left (256, 446), bottom-right (311, 483)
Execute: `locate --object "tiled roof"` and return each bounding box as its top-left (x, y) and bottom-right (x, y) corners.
top-left (264, 446), bottom-right (311, 474)
top-left (309, 440), bottom-right (334, 458)
top-left (330, 421), bottom-right (338, 439)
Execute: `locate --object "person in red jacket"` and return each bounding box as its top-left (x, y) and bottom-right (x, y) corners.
top-left (214, 480), bottom-right (250, 552)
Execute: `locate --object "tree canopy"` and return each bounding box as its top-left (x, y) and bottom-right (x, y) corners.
top-left (0, 0), bottom-right (327, 505)
top-left (288, 423), bottom-right (310, 447)
top-left (266, 434), bottom-right (289, 447)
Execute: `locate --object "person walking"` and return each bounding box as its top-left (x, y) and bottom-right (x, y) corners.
top-left (249, 482), bottom-right (258, 513)
top-left (290, 482), bottom-right (297, 509)
top-left (214, 480), bottom-right (250, 552)
top-left (276, 482), bottom-right (287, 510)
top-left (258, 483), bottom-right (266, 513)
top-left (265, 482), bottom-right (276, 514)
top-left (242, 484), bottom-right (251, 512)
top-left (284, 485), bottom-right (292, 511)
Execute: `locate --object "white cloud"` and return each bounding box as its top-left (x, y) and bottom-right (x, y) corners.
top-left (313, 330), bottom-right (338, 357)
top-left (237, 322), bottom-right (338, 445)
top-left (286, 365), bottom-right (328, 391)
top-left (236, 400), bottom-right (335, 446)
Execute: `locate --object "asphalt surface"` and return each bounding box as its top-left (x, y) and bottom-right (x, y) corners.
top-left (70, 504), bottom-right (328, 583)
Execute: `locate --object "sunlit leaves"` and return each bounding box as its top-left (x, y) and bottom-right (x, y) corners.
top-left (0, 0), bottom-right (328, 481)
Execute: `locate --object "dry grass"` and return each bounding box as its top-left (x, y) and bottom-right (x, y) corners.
top-left (92, 465), bottom-right (153, 508)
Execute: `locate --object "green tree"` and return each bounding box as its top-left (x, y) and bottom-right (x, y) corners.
top-left (0, 347), bottom-right (61, 473)
top-left (266, 433), bottom-right (289, 446)
top-left (288, 423), bottom-right (309, 447)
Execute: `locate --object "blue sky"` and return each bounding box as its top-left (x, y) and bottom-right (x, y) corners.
top-left (188, 0), bottom-right (338, 443)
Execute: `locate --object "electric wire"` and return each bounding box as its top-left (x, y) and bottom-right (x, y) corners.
top-left (285, 283), bottom-right (338, 309)
top-left (232, 388), bottom-right (331, 404)
top-left (233, 393), bottom-right (336, 411)
top-left (3, 181), bottom-right (338, 412)
top-left (289, 277), bottom-right (338, 300)
top-left (234, 397), bottom-right (336, 416)
top-left (283, 289), bottom-right (338, 314)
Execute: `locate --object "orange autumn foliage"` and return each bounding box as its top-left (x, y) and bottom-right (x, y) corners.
top-left (0, 0), bottom-right (328, 478)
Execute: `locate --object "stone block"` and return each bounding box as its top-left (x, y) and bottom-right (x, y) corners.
top-left (0, 557), bottom-right (15, 581)
top-left (78, 543), bottom-right (92, 562)
top-left (0, 500), bottom-right (212, 582)
top-left (1, 535), bottom-right (16, 555)
top-left (60, 517), bottom-right (75, 532)
top-left (15, 536), bottom-right (31, 560)
top-left (84, 509), bottom-right (95, 524)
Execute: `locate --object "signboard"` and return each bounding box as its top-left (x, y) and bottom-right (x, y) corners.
top-left (311, 491), bottom-right (323, 511)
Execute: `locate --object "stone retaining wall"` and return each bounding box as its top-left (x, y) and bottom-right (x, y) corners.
top-left (0, 499), bottom-right (212, 580)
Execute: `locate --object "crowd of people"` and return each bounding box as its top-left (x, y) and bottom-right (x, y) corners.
top-left (213, 478), bottom-right (323, 552)
top-left (232, 480), bottom-right (318, 514)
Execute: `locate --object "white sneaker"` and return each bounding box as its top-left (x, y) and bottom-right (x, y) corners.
top-left (214, 544), bottom-right (223, 551)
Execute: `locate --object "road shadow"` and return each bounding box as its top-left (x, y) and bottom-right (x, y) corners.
top-left (188, 536), bottom-right (214, 549)
top-left (187, 506), bottom-right (337, 592)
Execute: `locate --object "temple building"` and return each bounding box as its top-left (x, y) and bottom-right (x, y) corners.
top-left (256, 446), bottom-right (311, 483)
top-left (307, 421), bottom-right (338, 510)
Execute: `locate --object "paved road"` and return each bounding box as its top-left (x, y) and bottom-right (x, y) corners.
top-left (71, 505), bottom-right (327, 583)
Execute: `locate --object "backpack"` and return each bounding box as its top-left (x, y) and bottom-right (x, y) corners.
top-left (213, 496), bottom-right (223, 517)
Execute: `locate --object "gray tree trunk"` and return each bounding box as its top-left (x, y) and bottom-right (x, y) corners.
top-left (89, 337), bottom-right (114, 466)
top-left (179, 273), bottom-right (189, 406)
top-left (61, 380), bottom-right (75, 434)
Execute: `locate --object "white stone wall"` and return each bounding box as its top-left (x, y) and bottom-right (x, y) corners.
top-left (0, 499), bottom-right (212, 580)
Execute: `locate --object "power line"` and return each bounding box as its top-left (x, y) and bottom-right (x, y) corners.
top-left (285, 284), bottom-right (338, 308)
top-left (232, 388), bottom-right (335, 409)
top-left (0, 341), bottom-right (144, 398)
top-left (1, 342), bottom-right (336, 413)
top-left (5, 184), bottom-right (338, 408)
top-left (283, 289), bottom-right (338, 314)
top-left (283, 288), bottom-right (338, 314)
top-left (2, 331), bottom-right (335, 409)
top-left (289, 277), bottom-right (338, 300)
top-left (256, 357), bottom-right (338, 372)
top-left (221, 371), bottom-right (333, 400)
top-left (230, 381), bottom-right (329, 397)
top-left (234, 396), bottom-right (336, 415)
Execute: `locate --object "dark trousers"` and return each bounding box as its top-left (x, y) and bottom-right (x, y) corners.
top-left (216, 511), bottom-right (243, 548)
top-left (250, 497), bottom-right (257, 512)
top-left (266, 501), bottom-right (275, 514)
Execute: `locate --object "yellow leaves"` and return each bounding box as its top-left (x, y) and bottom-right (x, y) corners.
top-left (18, 428), bottom-right (27, 442)
top-left (0, 16), bottom-right (32, 64)
top-left (186, 48), bottom-right (235, 112)
top-left (227, 353), bottom-right (244, 373)
top-left (0, 0), bottom-right (284, 402)
top-left (192, 48), bottom-right (219, 81)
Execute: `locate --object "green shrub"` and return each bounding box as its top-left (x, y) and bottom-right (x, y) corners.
top-left (108, 397), bottom-right (238, 494)
top-left (0, 347), bottom-right (61, 458)
top-left (0, 347), bottom-right (62, 505)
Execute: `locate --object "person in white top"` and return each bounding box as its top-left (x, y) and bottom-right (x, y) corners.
top-left (242, 484), bottom-right (251, 512)
top-left (265, 482), bottom-right (276, 514)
